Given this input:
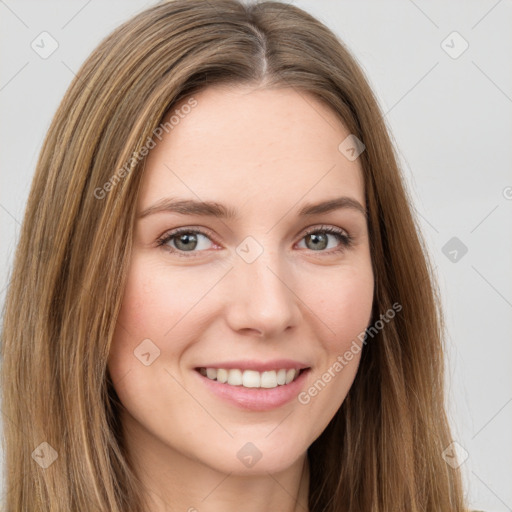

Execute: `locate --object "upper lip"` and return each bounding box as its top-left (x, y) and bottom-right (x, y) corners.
top-left (194, 359), bottom-right (311, 372)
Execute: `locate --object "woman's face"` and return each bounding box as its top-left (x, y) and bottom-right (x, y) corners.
top-left (108, 84), bottom-right (374, 476)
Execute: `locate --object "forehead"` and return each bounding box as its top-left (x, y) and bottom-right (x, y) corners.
top-left (139, 85), bottom-right (365, 216)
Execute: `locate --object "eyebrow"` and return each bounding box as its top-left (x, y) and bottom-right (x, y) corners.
top-left (138, 196), bottom-right (367, 220)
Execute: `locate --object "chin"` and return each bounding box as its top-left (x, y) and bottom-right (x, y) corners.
top-left (196, 438), bottom-right (307, 476)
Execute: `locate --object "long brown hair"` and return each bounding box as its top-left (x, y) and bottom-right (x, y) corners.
top-left (1, 0), bottom-right (467, 510)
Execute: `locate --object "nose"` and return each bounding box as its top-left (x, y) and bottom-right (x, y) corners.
top-left (223, 246), bottom-right (302, 338)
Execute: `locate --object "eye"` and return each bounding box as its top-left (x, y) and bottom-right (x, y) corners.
top-left (156, 228), bottom-right (216, 257)
top-left (297, 225), bottom-right (353, 254)
top-left (156, 225), bottom-right (353, 258)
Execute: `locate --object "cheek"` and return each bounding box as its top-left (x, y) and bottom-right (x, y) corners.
top-left (108, 260), bottom-right (174, 378)
top-left (114, 259), bottom-right (207, 339)
top-left (107, 259), bottom-right (201, 415)
top-left (291, 264), bottom-right (373, 442)
top-left (311, 263), bottom-right (374, 351)
top-left (108, 258), bottom-right (218, 378)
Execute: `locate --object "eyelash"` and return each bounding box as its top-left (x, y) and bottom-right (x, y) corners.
top-left (156, 225), bottom-right (353, 258)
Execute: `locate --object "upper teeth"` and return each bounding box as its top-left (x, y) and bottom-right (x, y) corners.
top-left (198, 368), bottom-right (300, 388)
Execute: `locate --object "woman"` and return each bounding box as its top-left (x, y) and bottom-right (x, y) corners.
top-left (1, 0), bottom-right (474, 510)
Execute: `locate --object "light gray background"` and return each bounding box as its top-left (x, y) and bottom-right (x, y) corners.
top-left (1, 1), bottom-right (511, 510)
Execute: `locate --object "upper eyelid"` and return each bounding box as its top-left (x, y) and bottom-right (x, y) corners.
top-left (302, 225), bottom-right (348, 236)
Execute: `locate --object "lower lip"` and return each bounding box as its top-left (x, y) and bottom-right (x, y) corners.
top-left (194, 368), bottom-right (311, 411)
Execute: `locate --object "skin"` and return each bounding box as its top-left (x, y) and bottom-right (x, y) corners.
top-left (107, 84), bottom-right (374, 512)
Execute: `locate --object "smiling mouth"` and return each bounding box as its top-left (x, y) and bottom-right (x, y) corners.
top-left (195, 367), bottom-right (309, 389)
